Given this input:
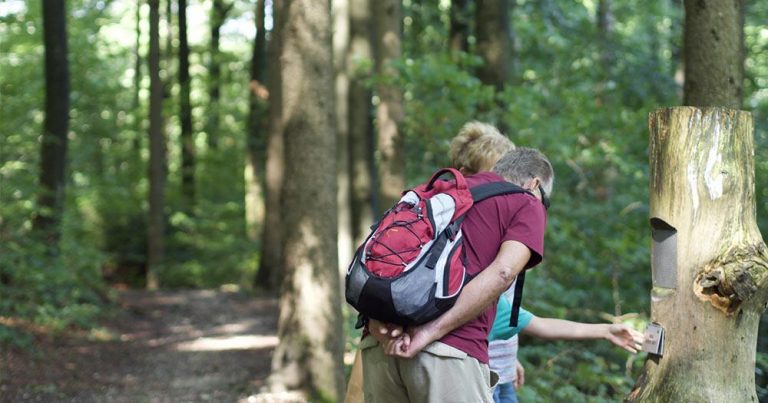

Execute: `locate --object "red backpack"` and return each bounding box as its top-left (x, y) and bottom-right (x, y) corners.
top-left (345, 168), bottom-right (529, 327)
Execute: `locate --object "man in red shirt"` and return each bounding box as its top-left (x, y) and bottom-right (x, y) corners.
top-left (361, 147), bottom-right (553, 402)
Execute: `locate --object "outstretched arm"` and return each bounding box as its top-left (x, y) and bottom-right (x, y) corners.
top-left (385, 240), bottom-right (531, 358)
top-left (521, 317), bottom-right (643, 353)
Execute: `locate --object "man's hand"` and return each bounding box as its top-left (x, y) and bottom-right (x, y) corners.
top-left (513, 360), bottom-right (525, 390)
top-left (369, 319), bottom-right (403, 346)
top-left (606, 323), bottom-right (644, 353)
top-left (384, 322), bottom-right (439, 358)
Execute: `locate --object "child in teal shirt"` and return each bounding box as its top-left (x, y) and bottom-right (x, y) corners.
top-left (489, 288), bottom-right (643, 403)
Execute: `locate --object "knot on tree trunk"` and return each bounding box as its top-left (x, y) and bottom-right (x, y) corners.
top-left (694, 243), bottom-right (768, 314)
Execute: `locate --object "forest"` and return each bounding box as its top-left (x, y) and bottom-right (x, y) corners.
top-left (2, 0), bottom-right (768, 401)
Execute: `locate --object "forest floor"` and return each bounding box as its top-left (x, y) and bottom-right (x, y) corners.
top-left (0, 289), bottom-right (291, 402)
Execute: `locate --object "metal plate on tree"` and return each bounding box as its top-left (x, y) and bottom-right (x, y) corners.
top-left (641, 322), bottom-right (665, 356)
top-left (651, 217), bottom-right (677, 289)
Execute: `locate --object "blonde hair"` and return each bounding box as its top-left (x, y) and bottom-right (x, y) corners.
top-left (449, 121), bottom-right (515, 175)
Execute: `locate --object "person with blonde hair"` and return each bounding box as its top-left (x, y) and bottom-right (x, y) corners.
top-left (449, 121), bottom-right (515, 175)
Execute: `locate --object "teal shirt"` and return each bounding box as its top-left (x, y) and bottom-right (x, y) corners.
top-left (489, 298), bottom-right (533, 341)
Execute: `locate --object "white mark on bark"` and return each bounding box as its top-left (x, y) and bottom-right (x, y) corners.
top-left (686, 108), bottom-right (702, 212)
top-left (688, 160), bottom-right (700, 212)
top-left (704, 122), bottom-right (724, 200)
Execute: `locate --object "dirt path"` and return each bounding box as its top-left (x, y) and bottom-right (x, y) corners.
top-left (1, 290), bottom-right (278, 402)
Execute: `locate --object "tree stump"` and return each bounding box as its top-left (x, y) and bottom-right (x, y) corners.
top-left (627, 107), bottom-right (768, 402)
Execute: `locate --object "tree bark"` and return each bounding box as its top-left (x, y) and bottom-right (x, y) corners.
top-left (626, 107), bottom-right (768, 402)
top-left (682, 0), bottom-right (744, 108)
top-left (245, 0), bottom-right (268, 244)
top-left (35, 0), bottom-right (71, 251)
top-left (257, 0), bottom-right (285, 290)
top-left (449, 0), bottom-right (470, 53)
top-left (133, 1), bottom-right (143, 153)
top-left (348, 0), bottom-right (375, 244)
top-left (147, 0), bottom-right (167, 290)
top-left (475, 0), bottom-right (512, 92)
top-left (595, 0), bottom-right (613, 105)
top-left (266, 0), bottom-right (345, 400)
top-left (207, 0), bottom-right (232, 149)
top-left (334, 0), bottom-right (354, 277)
top-left (179, 0), bottom-right (195, 210)
top-left (373, 0), bottom-right (404, 209)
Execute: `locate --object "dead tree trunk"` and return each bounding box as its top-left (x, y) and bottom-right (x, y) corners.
top-left (627, 107), bottom-right (768, 402)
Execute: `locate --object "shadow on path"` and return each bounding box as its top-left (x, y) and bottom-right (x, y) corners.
top-left (1, 289), bottom-right (278, 402)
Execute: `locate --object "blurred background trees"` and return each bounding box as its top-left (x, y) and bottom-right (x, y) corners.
top-left (1, 0), bottom-right (768, 400)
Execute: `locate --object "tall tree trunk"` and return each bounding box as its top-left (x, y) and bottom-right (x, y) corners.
top-left (682, 0), bottom-right (744, 108)
top-left (245, 0), bottom-right (268, 245)
top-left (36, 0), bottom-right (70, 252)
top-left (133, 1), bottom-right (143, 154)
top-left (164, 0), bottom-right (173, 99)
top-left (257, 0), bottom-right (285, 290)
top-left (595, 0), bottom-right (613, 105)
top-left (626, 107), bottom-right (768, 402)
top-left (179, 0), bottom-right (195, 210)
top-left (147, 0), bottom-right (167, 290)
top-left (373, 0), bottom-right (404, 210)
top-left (475, 0), bottom-right (512, 92)
top-left (334, 0), bottom-right (353, 276)
top-left (348, 0), bottom-right (375, 244)
top-left (207, 0), bottom-right (232, 149)
top-left (449, 0), bottom-right (470, 53)
top-left (266, 0), bottom-right (344, 399)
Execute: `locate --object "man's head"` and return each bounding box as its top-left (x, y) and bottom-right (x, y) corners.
top-left (492, 147), bottom-right (554, 206)
top-left (449, 121), bottom-right (515, 175)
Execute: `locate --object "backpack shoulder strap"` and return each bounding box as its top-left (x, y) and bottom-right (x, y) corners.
top-left (470, 182), bottom-right (530, 203)
top-left (509, 271), bottom-right (525, 327)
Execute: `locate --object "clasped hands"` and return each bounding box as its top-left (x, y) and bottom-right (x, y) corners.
top-left (368, 319), bottom-right (434, 358)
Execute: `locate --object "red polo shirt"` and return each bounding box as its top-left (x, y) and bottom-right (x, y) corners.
top-left (439, 171), bottom-right (547, 363)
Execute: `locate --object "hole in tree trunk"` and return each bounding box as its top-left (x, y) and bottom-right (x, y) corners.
top-left (651, 217), bottom-right (677, 289)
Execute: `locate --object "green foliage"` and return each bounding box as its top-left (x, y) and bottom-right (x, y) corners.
top-left (3, 0), bottom-right (768, 398)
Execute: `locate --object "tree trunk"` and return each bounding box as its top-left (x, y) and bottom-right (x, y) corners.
top-left (373, 0), bottom-right (404, 210)
top-left (475, 0), bottom-right (512, 92)
top-left (626, 107), bottom-right (768, 402)
top-left (348, 0), bottom-right (375, 244)
top-left (257, 0), bottom-right (285, 290)
top-left (334, 0), bottom-right (354, 277)
top-left (595, 0), bottom-right (613, 105)
top-left (164, 0), bottom-right (174, 99)
top-left (207, 0), bottom-right (232, 149)
top-left (682, 0), bottom-right (744, 108)
top-left (147, 0), bottom-right (167, 290)
top-left (35, 0), bottom-right (70, 251)
top-left (179, 0), bottom-right (195, 210)
top-left (449, 0), bottom-right (470, 53)
top-left (266, 0), bottom-right (345, 400)
top-left (245, 0), bottom-right (268, 244)
top-left (133, 1), bottom-right (143, 154)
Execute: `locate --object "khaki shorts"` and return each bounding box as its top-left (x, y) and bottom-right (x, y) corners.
top-left (360, 336), bottom-right (493, 403)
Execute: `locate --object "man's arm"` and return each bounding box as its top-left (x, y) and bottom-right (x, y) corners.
top-left (521, 317), bottom-right (643, 353)
top-left (388, 240), bottom-right (532, 358)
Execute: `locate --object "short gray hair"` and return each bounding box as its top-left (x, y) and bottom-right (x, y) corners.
top-left (492, 147), bottom-right (554, 195)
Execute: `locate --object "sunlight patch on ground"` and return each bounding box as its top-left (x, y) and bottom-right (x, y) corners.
top-left (174, 335), bottom-right (278, 352)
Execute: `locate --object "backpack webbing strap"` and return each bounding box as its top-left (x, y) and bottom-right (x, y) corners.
top-left (509, 271), bottom-right (525, 327)
top-left (470, 182), bottom-right (531, 203)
